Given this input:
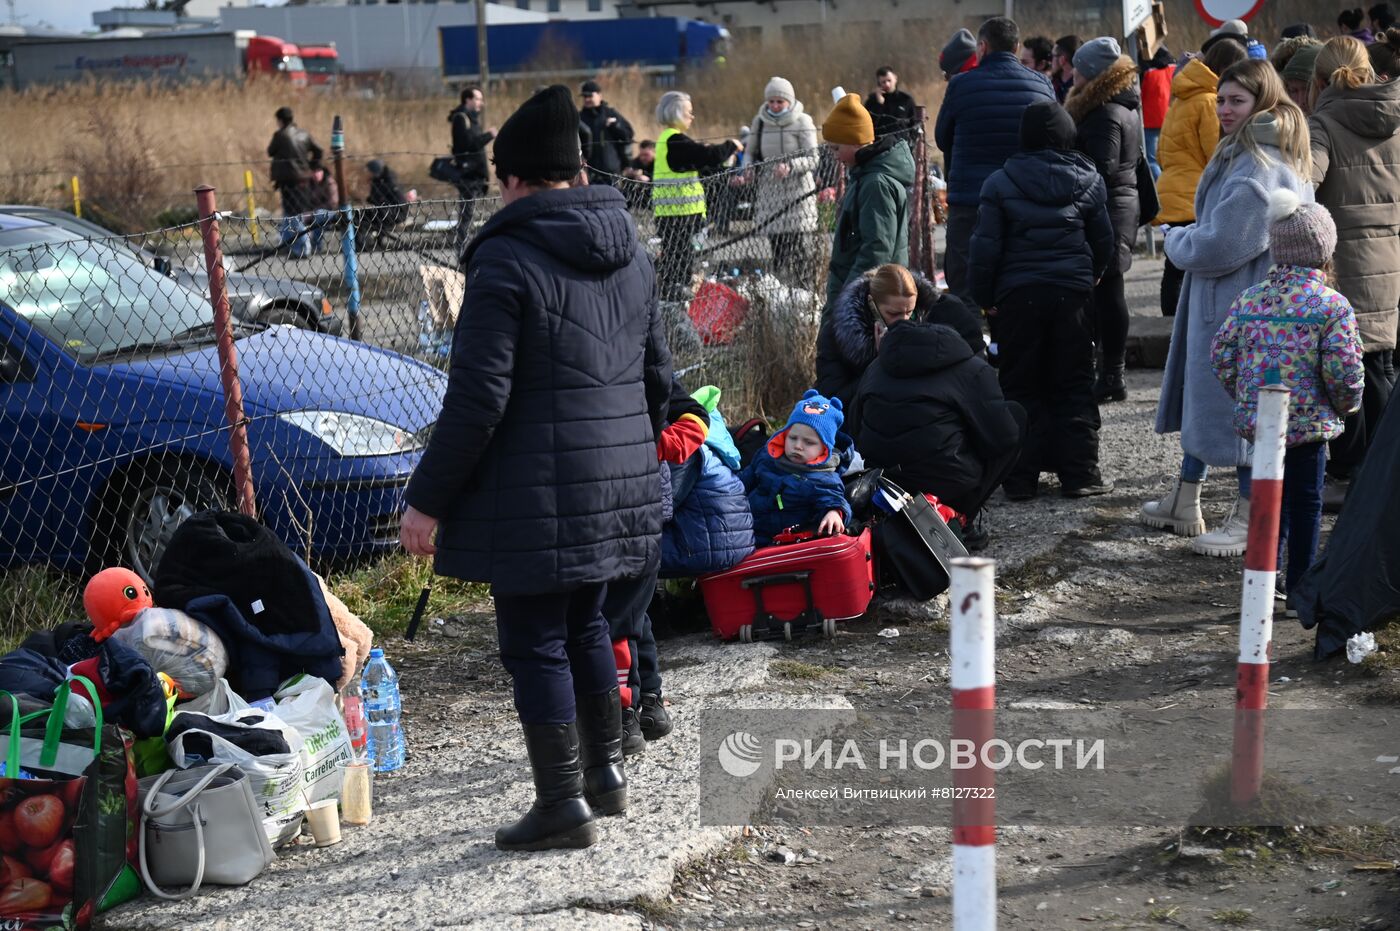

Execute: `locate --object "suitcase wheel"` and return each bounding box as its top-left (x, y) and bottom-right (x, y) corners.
top-left (739, 624), bottom-right (753, 643)
top-left (822, 617), bottom-right (836, 639)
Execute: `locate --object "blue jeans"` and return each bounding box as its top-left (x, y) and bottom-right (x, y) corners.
top-left (1145, 128), bottom-right (1162, 181)
top-left (278, 214), bottom-right (311, 258)
top-left (1278, 442), bottom-right (1326, 593)
top-left (1180, 453), bottom-right (1252, 497)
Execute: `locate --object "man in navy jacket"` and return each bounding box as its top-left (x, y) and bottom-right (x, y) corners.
top-left (934, 16), bottom-right (1055, 304)
top-left (401, 86), bottom-right (671, 853)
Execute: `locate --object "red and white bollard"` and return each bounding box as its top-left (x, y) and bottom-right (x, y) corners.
top-left (951, 557), bottom-right (996, 930)
top-left (1232, 384), bottom-right (1289, 806)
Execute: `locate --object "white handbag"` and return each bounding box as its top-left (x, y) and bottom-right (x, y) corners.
top-left (138, 763), bottom-right (276, 900)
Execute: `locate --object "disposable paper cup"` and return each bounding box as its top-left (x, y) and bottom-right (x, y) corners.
top-left (338, 760), bottom-right (373, 825)
top-left (306, 799), bottom-right (342, 847)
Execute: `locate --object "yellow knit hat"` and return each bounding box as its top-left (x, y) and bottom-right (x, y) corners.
top-left (821, 94), bottom-right (874, 146)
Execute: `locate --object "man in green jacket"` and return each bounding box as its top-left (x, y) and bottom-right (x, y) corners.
top-left (822, 94), bottom-right (915, 309)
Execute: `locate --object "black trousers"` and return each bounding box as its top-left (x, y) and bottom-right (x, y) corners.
top-left (655, 213), bottom-right (704, 301)
top-left (1328, 349), bottom-right (1396, 479)
top-left (1093, 271), bottom-right (1129, 370)
top-left (996, 286), bottom-right (1103, 492)
top-left (492, 583), bottom-right (614, 726)
top-left (1159, 221), bottom-right (1191, 317)
top-left (941, 203), bottom-right (977, 306)
top-left (768, 233), bottom-right (812, 283)
top-left (602, 569), bottom-right (662, 699)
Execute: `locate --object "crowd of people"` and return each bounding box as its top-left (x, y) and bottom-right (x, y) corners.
top-left (341, 7), bottom-right (1400, 854)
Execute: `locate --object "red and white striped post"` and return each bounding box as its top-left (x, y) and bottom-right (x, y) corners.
top-left (951, 556), bottom-right (996, 930)
top-left (1231, 384), bottom-right (1289, 806)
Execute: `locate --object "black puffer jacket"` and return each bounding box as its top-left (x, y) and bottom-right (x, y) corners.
top-left (449, 105), bottom-right (494, 190)
top-left (967, 147), bottom-right (1115, 307)
top-left (404, 185), bottom-right (672, 593)
top-left (852, 321), bottom-right (1023, 516)
top-left (1065, 55), bottom-right (1144, 276)
top-left (816, 270), bottom-right (984, 425)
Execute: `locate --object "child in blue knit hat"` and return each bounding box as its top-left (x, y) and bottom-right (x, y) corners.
top-left (740, 390), bottom-right (853, 545)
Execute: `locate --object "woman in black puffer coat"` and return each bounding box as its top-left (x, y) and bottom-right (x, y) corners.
top-left (851, 321), bottom-right (1024, 523)
top-left (1066, 37), bottom-right (1144, 402)
top-left (815, 264), bottom-right (984, 436)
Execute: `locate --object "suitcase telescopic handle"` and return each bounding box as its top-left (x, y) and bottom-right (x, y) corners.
top-left (741, 571), bottom-right (822, 639)
top-left (740, 571), bottom-right (812, 589)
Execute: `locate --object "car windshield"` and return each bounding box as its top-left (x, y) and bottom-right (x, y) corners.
top-left (0, 227), bottom-right (212, 362)
top-left (302, 56), bottom-right (339, 74)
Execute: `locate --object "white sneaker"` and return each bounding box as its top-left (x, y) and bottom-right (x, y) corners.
top-left (1141, 478), bottom-right (1206, 536)
top-left (1190, 497), bottom-right (1250, 557)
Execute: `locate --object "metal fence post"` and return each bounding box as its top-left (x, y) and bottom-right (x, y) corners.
top-left (951, 556), bottom-right (997, 930)
top-left (70, 176), bottom-right (82, 219)
top-left (243, 169), bottom-right (261, 246)
top-left (194, 185), bottom-right (258, 519)
top-left (331, 115), bottom-right (363, 341)
top-left (909, 106), bottom-right (927, 277)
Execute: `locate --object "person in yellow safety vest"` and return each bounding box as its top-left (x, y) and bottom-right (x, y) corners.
top-left (653, 90), bottom-right (744, 301)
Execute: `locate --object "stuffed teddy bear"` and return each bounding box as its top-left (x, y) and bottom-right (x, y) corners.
top-left (315, 574), bottom-right (374, 689)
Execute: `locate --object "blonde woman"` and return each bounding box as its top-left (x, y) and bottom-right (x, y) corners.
top-left (1146, 60), bottom-right (1314, 556)
top-left (1308, 36), bottom-right (1400, 485)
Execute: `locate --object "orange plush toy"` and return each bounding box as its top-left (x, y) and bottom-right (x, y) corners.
top-left (83, 568), bottom-right (153, 642)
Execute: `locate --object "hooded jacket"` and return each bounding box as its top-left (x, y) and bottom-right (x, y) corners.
top-left (852, 321), bottom-right (1023, 516)
top-left (660, 445), bottom-right (755, 576)
top-left (740, 430), bottom-right (851, 546)
top-left (1309, 79), bottom-right (1400, 349)
top-left (968, 145), bottom-right (1115, 307)
top-left (934, 50), bottom-right (1056, 206)
top-left (746, 101), bottom-right (820, 235)
top-left (1140, 50), bottom-right (1175, 130)
top-left (404, 185), bottom-right (672, 593)
top-left (1066, 55), bottom-right (1144, 276)
top-left (825, 136), bottom-right (916, 307)
top-left (816, 270), bottom-right (985, 422)
top-left (1154, 58), bottom-right (1222, 224)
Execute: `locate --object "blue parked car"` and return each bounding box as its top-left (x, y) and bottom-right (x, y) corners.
top-left (0, 211), bottom-right (446, 581)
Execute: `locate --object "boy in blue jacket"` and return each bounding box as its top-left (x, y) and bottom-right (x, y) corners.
top-left (741, 390), bottom-right (853, 545)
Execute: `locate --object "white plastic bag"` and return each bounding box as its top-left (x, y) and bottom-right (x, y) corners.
top-left (112, 607), bottom-right (228, 698)
top-left (273, 675), bottom-right (351, 805)
top-left (177, 677), bottom-right (250, 717)
top-left (1346, 632), bottom-right (1378, 664)
top-left (168, 706), bottom-right (306, 847)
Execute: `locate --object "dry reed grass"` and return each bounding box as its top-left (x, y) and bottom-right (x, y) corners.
top-left (0, 0), bottom-right (1334, 230)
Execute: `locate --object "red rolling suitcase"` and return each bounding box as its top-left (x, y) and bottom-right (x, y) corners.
top-left (698, 528), bottom-right (876, 642)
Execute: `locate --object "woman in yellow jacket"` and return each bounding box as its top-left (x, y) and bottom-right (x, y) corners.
top-left (1154, 41), bottom-right (1247, 315)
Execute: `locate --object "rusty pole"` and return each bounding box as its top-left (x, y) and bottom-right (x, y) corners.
top-left (194, 186), bottom-right (258, 519)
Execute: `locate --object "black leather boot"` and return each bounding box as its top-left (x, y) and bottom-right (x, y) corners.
top-left (1095, 362), bottom-right (1127, 402)
top-left (575, 688), bottom-right (628, 816)
top-left (494, 723), bottom-right (598, 851)
top-left (639, 692), bottom-right (673, 741)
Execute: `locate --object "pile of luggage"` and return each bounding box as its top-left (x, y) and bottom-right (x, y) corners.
top-left (0, 510), bottom-right (376, 926)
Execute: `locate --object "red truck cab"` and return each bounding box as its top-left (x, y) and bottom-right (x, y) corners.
top-left (298, 44), bottom-right (340, 86)
top-left (245, 35), bottom-right (307, 87)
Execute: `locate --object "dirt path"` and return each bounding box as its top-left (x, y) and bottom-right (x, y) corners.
top-left (101, 371), bottom-right (1397, 930)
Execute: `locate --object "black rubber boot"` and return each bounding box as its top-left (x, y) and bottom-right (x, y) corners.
top-left (494, 723), bottom-right (598, 851)
top-left (576, 688), bottom-right (628, 816)
top-left (1095, 363), bottom-right (1127, 402)
top-left (621, 706), bottom-right (647, 757)
top-left (639, 692), bottom-right (673, 741)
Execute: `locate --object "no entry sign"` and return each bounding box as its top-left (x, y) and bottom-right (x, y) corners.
top-left (1193, 0), bottom-right (1266, 27)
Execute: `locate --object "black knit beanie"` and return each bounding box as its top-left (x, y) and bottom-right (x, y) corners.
top-left (1019, 100), bottom-right (1076, 152)
top-left (492, 85), bottom-right (582, 182)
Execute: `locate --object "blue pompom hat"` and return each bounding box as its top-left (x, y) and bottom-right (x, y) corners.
top-left (781, 389), bottom-right (844, 457)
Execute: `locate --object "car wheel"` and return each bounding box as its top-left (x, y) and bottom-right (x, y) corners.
top-left (116, 463), bottom-right (230, 584)
top-left (261, 305), bottom-right (312, 328)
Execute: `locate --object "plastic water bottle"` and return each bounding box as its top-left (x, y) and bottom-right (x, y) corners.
top-left (341, 680), bottom-right (369, 762)
top-left (360, 649), bottom-right (405, 772)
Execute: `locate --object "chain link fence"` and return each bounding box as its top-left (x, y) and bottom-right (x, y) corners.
top-left (0, 122), bottom-right (938, 637)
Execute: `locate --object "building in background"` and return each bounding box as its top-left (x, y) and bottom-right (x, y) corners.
top-left (617, 0), bottom-right (1005, 45)
top-left (219, 2), bottom-right (547, 81)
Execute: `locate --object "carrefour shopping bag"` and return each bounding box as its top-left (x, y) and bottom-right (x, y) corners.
top-left (0, 678), bottom-right (141, 929)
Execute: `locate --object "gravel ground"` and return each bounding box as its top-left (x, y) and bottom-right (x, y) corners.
top-left (98, 261), bottom-right (1399, 929)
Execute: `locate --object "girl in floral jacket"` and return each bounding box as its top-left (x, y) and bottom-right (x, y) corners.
top-left (1210, 190), bottom-right (1364, 599)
